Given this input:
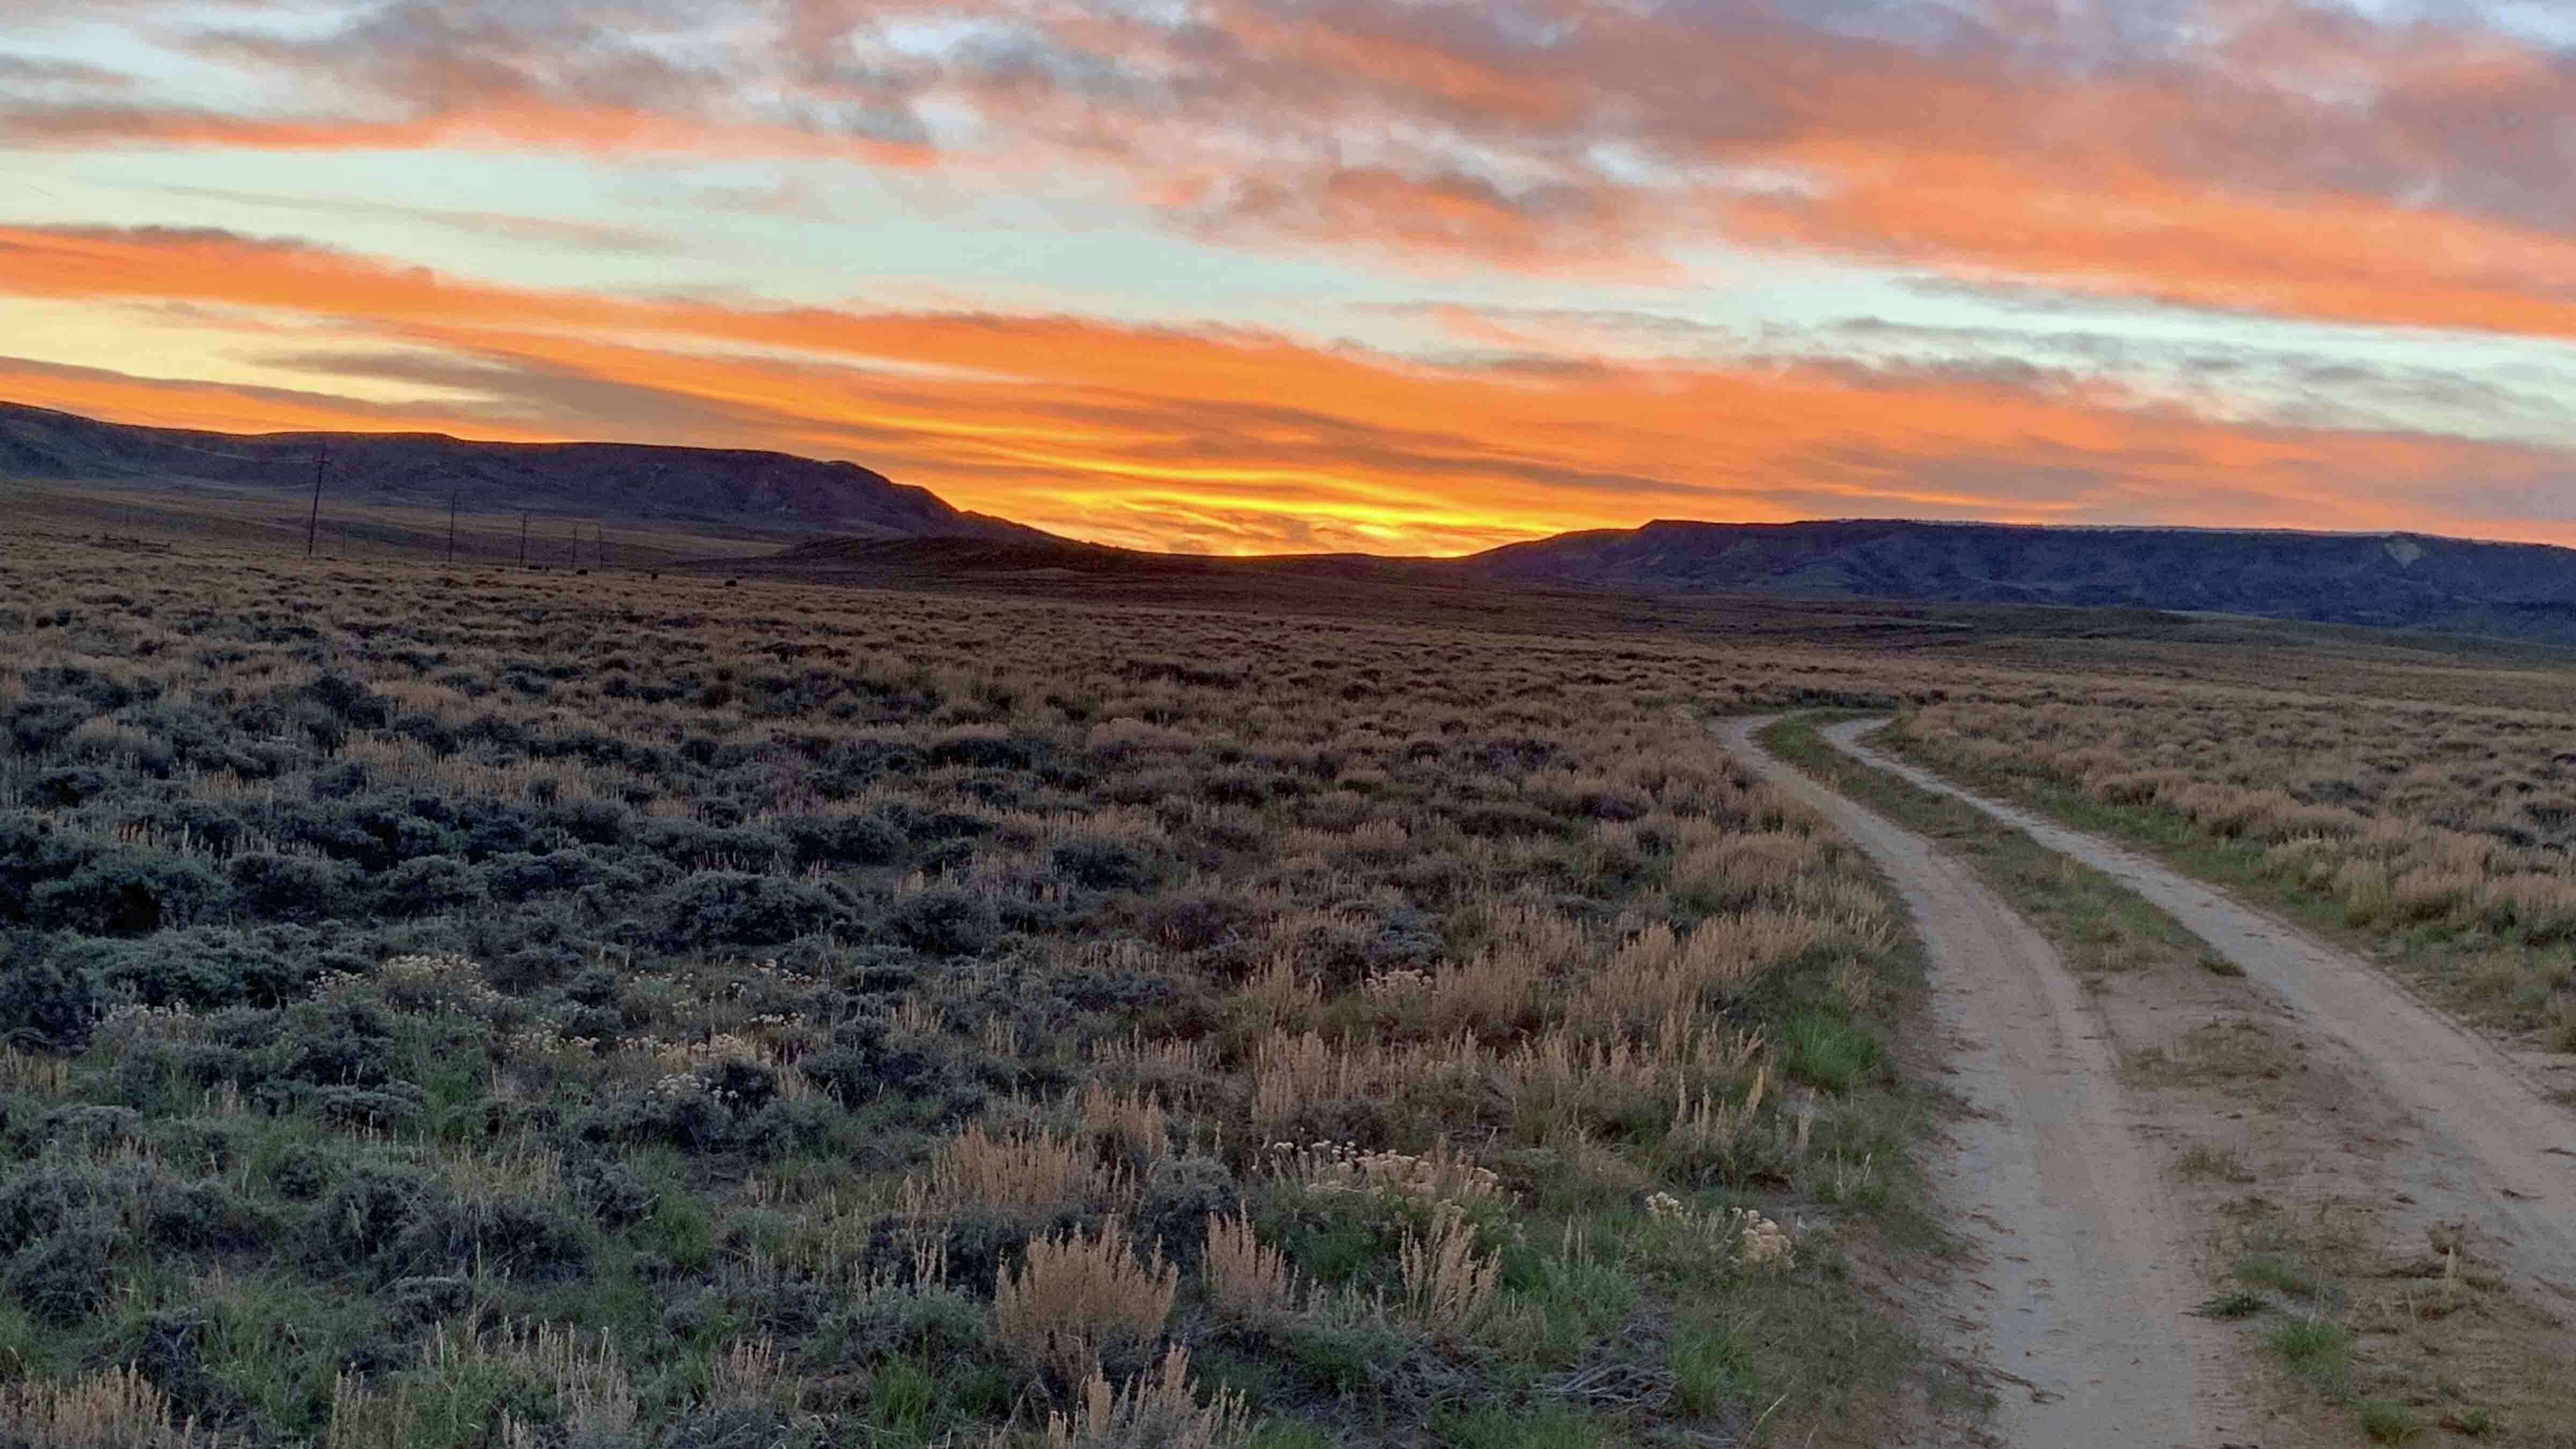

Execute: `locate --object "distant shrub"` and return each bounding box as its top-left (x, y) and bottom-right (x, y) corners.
top-left (25, 766), bottom-right (114, 809)
top-left (6, 694), bottom-right (93, 754)
top-left (31, 853), bottom-right (228, 936)
top-left (485, 849), bottom-right (603, 897)
top-left (75, 928), bottom-right (316, 1010)
top-left (6, 1223), bottom-right (120, 1325)
top-left (781, 811), bottom-right (908, 868)
top-left (308, 1167), bottom-right (436, 1264)
top-left (1137, 1156), bottom-right (1239, 1259)
top-left (268, 1143), bottom-right (341, 1201)
top-left (0, 932), bottom-right (103, 1053)
top-left (638, 818), bottom-right (789, 871)
top-left (385, 1274), bottom-right (473, 1321)
top-left (736, 1096), bottom-right (841, 1159)
top-left (303, 671), bottom-right (391, 728)
top-left (17, 1104), bottom-right (142, 1157)
top-left (376, 855), bottom-right (483, 917)
top-left (569, 1159), bottom-right (658, 1228)
top-left (658, 871), bottom-right (844, 949)
top-left (824, 1282), bottom-right (998, 1367)
top-left (578, 1079), bottom-right (735, 1153)
top-left (927, 727), bottom-right (1042, 771)
top-left (309, 1083), bottom-right (426, 1130)
top-left (1050, 836), bottom-right (1168, 892)
top-left (1138, 888), bottom-right (1261, 953)
top-left (888, 885), bottom-right (1000, 957)
top-left (145, 1180), bottom-right (274, 1254)
top-left (544, 797), bottom-right (633, 846)
top-left (386, 1192), bottom-right (592, 1282)
top-left (799, 1027), bottom-right (950, 1106)
top-left (225, 852), bottom-right (357, 925)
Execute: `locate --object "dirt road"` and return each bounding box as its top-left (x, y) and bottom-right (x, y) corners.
top-left (1721, 718), bottom-right (2248, 1447)
top-left (1818, 719), bottom-right (2576, 1312)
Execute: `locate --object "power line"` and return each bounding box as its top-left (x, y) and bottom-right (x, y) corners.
top-left (304, 443), bottom-right (326, 558)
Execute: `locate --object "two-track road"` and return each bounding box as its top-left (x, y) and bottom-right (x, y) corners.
top-left (1721, 716), bottom-right (2247, 1447)
top-left (1730, 714), bottom-right (2576, 1445)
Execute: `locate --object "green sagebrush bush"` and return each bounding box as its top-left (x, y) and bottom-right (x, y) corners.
top-left (0, 931), bottom-right (103, 1052)
top-left (886, 884), bottom-right (1000, 957)
top-left (656, 870), bottom-right (848, 949)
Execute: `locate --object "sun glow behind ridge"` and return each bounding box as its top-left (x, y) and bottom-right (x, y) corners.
top-left (1, 1), bottom-right (2572, 551)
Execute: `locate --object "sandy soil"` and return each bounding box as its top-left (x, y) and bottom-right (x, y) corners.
top-left (1722, 718), bottom-right (2252, 1447)
top-left (1824, 719), bottom-right (2576, 1313)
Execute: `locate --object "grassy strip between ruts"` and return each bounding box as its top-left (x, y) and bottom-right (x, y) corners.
top-left (1875, 708), bottom-right (2576, 1059)
top-left (1755, 714), bottom-right (2215, 984)
top-left (1759, 713), bottom-right (2576, 1446)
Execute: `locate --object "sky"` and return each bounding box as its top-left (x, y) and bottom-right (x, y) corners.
top-left (3, 1), bottom-right (2575, 555)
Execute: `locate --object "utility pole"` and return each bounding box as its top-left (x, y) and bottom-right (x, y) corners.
top-left (305, 443), bottom-right (326, 558)
top-left (519, 510), bottom-right (530, 567)
top-left (446, 493), bottom-right (458, 565)
top-left (595, 523), bottom-right (606, 570)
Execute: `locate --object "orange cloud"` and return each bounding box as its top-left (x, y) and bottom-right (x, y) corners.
top-left (18, 2), bottom-right (2576, 332)
top-left (1, 223), bottom-right (2568, 555)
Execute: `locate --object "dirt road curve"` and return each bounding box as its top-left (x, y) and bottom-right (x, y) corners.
top-left (1818, 719), bottom-right (2576, 1313)
top-left (1722, 718), bottom-right (2247, 1448)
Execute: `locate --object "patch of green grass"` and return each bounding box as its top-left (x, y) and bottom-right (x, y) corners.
top-left (1783, 1013), bottom-right (1882, 1092)
top-left (2354, 1402), bottom-right (2424, 1444)
top-left (1666, 1320), bottom-right (1757, 1418)
top-left (2270, 1316), bottom-right (2351, 1374)
top-left (1437, 1403), bottom-right (1608, 1449)
top-left (2234, 1256), bottom-right (2323, 1300)
top-left (2174, 1143), bottom-right (2257, 1183)
top-left (2193, 1289), bottom-right (2268, 1320)
top-left (2440, 1405), bottom-right (2494, 1437)
top-left (867, 1359), bottom-right (936, 1435)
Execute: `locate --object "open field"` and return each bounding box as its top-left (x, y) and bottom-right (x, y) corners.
top-left (9, 516), bottom-right (2576, 1446)
top-left (0, 533), bottom-right (1980, 1448)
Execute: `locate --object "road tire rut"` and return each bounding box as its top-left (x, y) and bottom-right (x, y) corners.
top-left (1724, 718), bottom-right (2246, 1447)
top-left (1820, 718), bottom-right (2576, 1311)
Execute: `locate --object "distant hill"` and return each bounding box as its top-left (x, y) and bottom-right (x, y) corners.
top-left (0, 400), bottom-right (1047, 541)
top-left (1461, 519), bottom-right (2576, 647)
top-left (18, 398), bottom-right (2576, 650)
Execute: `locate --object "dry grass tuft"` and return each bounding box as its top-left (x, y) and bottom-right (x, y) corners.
top-left (1569, 912), bottom-right (1818, 1034)
top-left (1424, 941), bottom-right (1548, 1035)
top-left (0, 1366), bottom-right (207, 1449)
top-left (0, 1045), bottom-right (72, 1096)
top-left (996, 1219), bottom-right (1180, 1384)
top-left (1041, 1343), bottom-right (1250, 1449)
top-left (1397, 1206), bottom-right (1503, 1336)
top-left (1079, 1081), bottom-right (1173, 1163)
top-left (1203, 1211), bottom-right (1301, 1323)
top-left (1249, 1029), bottom-right (1485, 1129)
top-left (923, 1122), bottom-right (1125, 1216)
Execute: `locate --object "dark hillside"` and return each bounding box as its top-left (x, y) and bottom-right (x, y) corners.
top-left (0, 399), bottom-right (1046, 540)
top-left (1463, 518), bottom-right (2576, 645)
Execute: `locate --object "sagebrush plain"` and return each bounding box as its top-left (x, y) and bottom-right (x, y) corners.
top-left (6, 508), bottom-right (2576, 1447)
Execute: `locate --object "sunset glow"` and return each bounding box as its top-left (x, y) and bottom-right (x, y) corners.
top-left (5, 1), bottom-right (2573, 553)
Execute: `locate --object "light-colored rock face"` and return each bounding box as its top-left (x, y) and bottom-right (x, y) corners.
top-left (2387, 537), bottom-right (2425, 567)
